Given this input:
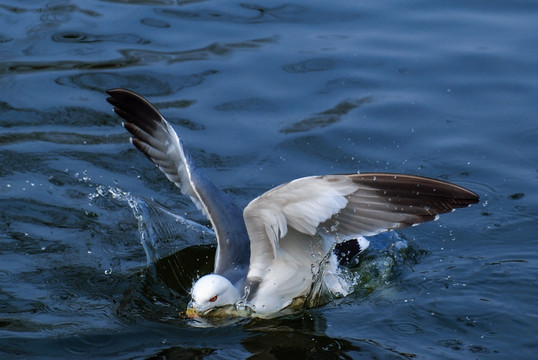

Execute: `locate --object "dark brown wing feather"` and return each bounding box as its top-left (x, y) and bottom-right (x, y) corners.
top-left (322, 173), bottom-right (479, 236)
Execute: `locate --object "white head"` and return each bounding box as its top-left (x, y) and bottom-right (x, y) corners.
top-left (187, 274), bottom-right (241, 317)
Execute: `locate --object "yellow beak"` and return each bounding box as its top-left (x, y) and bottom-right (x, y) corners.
top-left (185, 307), bottom-right (201, 318)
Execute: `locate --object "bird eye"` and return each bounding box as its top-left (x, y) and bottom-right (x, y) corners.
top-left (209, 295), bottom-right (218, 303)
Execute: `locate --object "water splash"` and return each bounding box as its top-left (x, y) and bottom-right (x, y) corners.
top-left (89, 185), bottom-right (215, 264)
top-left (305, 232), bottom-right (421, 309)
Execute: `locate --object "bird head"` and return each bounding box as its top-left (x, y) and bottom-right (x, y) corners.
top-left (186, 274), bottom-right (241, 318)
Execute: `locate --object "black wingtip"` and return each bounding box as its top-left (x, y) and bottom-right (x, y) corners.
top-left (105, 88), bottom-right (134, 105)
top-left (105, 88), bottom-right (164, 129)
top-left (105, 88), bottom-right (118, 96)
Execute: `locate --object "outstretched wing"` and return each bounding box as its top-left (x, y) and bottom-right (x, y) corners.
top-left (322, 173), bottom-right (479, 236)
top-left (243, 173), bottom-right (478, 279)
top-left (106, 89), bottom-right (250, 281)
top-left (106, 89), bottom-right (201, 210)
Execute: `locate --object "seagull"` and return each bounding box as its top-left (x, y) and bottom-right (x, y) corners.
top-left (106, 89), bottom-right (479, 319)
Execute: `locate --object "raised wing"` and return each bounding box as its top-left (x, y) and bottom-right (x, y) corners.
top-left (106, 89), bottom-right (200, 209)
top-left (243, 173), bottom-right (479, 279)
top-left (106, 89), bottom-right (250, 281)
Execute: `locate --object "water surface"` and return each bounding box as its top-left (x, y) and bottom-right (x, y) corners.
top-left (1, 0), bottom-right (537, 358)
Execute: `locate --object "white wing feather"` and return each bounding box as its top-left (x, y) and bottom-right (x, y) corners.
top-left (243, 175), bottom-right (358, 278)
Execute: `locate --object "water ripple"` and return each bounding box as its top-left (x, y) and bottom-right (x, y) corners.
top-left (121, 37), bottom-right (276, 65)
top-left (52, 31), bottom-right (150, 45)
top-left (0, 269), bottom-right (12, 279)
top-left (319, 77), bottom-right (371, 94)
top-left (215, 97), bottom-right (277, 112)
top-left (0, 37), bottom-right (276, 75)
top-left (0, 33), bottom-right (13, 43)
top-left (390, 321), bottom-right (423, 335)
top-left (62, 333), bottom-right (116, 358)
top-left (140, 17), bottom-right (171, 28)
top-left (156, 3), bottom-right (307, 24)
top-left (280, 97), bottom-right (374, 133)
top-left (56, 69), bottom-right (217, 96)
top-left (282, 58), bottom-right (336, 73)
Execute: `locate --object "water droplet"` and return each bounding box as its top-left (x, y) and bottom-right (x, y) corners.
top-left (104, 268), bottom-right (112, 275)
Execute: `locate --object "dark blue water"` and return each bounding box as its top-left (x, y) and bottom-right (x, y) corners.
top-left (1, 0), bottom-right (537, 358)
